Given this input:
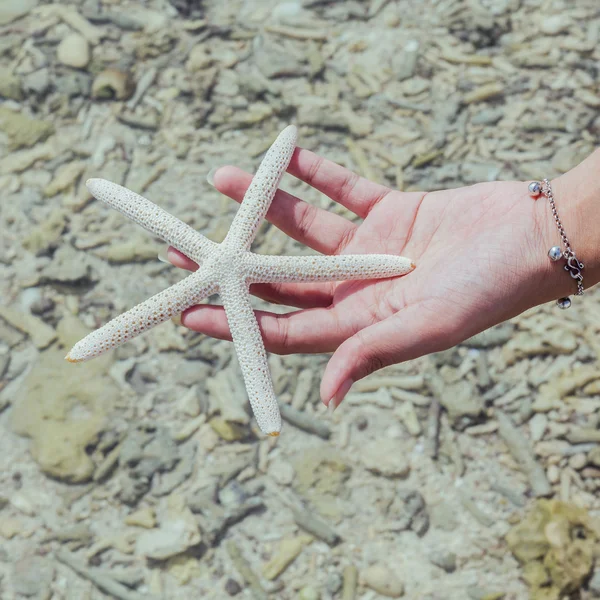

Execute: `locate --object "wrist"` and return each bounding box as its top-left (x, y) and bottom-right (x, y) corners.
top-left (530, 149), bottom-right (600, 305)
top-left (551, 148), bottom-right (600, 288)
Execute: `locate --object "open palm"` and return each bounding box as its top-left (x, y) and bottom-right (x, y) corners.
top-left (171, 146), bottom-right (554, 408)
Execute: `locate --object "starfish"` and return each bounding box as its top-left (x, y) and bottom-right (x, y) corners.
top-left (66, 125), bottom-right (414, 436)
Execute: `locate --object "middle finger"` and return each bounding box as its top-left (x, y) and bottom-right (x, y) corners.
top-left (211, 165), bottom-right (357, 255)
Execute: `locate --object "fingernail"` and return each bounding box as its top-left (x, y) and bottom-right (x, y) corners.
top-left (206, 166), bottom-right (219, 187)
top-left (158, 245), bottom-right (170, 263)
top-left (171, 313), bottom-right (182, 326)
top-left (329, 378), bottom-right (353, 412)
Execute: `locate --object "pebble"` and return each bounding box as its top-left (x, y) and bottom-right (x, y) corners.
top-left (361, 564), bottom-right (404, 598)
top-left (430, 550), bottom-right (457, 573)
top-left (125, 507), bottom-right (157, 529)
top-left (547, 464), bottom-right (560, 484)
top-left (540, 15), bottom-right (569, 35)
top-left (0, 68), bottom-right (22, 100)
top-left (0, 517), bottom-right (22, 539)
top-left (268, 458), bottom-right (296, 486)
top-left (0, 0), bottom-right (37, 25)
top-left (225, 578), bottom-right (242, 596)
top-left (529, 413), bottom-right (547, 442)
top-left (361, 438), bottom-right (410, 478)
top-left (395, 401), bottom-right (421, 436)
top-left (12, 555), bottom-right (55, 596)
top-left (262, 535), bottom-right (312, 580)
top-left (135, 517), bottom-right (201, 560)
top-left (430, 502), bottom-right (459, 532)
top-left (298, 586), bottom-right (320, 600)
top-left (569, 453), bottom-right (587, 471)
top-left (56, 33), bottom-right (90, 68)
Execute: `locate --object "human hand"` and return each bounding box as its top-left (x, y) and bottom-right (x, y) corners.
top-left (167, 145), bottom-right (585, 409)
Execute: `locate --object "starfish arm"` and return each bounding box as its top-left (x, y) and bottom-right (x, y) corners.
top-left (220, 278), bottom-right (282, 436)
top-left (65, 271), bottom-right (217, 362)
top-left (86, 179), bottom-right (217, 262)
top-left (223, 125), bottom-right (297, 252)
top-left (244, 253), bottom-right (415, 284)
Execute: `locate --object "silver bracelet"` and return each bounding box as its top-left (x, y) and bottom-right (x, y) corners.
top-left (528, 179), bottom-right (584, 309)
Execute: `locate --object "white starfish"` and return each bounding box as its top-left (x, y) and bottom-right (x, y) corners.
top-left (66, 125), bottom-right (414, 436)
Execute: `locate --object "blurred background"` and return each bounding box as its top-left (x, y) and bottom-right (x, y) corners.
top-left (1, 0), bottom-right (600, 598)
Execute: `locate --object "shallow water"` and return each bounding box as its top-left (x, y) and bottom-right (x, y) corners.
top-left (1, 0), bottom-right (600, 599)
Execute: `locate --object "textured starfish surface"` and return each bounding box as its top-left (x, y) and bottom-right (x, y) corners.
top-left (66, 125), bottom-right (414, 435)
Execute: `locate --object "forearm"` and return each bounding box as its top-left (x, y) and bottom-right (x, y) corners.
top-left (531, 148), bottom-right (600, 304)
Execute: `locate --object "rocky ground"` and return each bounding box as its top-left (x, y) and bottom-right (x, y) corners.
top-left (1, 0), bottom-right (600, 598)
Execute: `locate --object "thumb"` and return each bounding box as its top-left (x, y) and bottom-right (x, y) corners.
top-left (320, 303), bottom-right (460, 409)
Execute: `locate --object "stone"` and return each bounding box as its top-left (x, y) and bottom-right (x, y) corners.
top-left (540, 15), bottom-right (569, 35)
top-left (0, 517), bottom-right (22, 539)
top-left (11, 315), bottom-right (117, 482)
top-left (0, 107), bottom-right (54, 151)
top-left (56, 33), bottom-right (90, 68)
top-left (430, 502), bottom-right (459, 532)
top-left (254, 41), bottom-right (305, 78)
top-left (41, 245), bottom-right (93, 285)
top-left (225, 578), bottom-right (242, 596)
top-left (362, 564), bottom-right (404, 597)
top-left (135, 495), bottom-right (201, 560)
top-left (430, 550), bottom-right (457, 573)
top-left (268, 458), bottom-right (295, 486)
top-left (471, 108), bottom-right (504, 126)
top-left (22, 68), bottom-right (51, 96)
top-left (262, 535), bottom-right (312, 580)
top-left (395, 401), bottom-right (421, 436)
top-left (506, 500), bottom-right (598, 598)
top-left (361, 438), bottom-right (410, 478)
top-left (401, 77), bottom-right (430, 96)
top-left (439, 379), bottom-right (485, 430)
top-left (44, 161), bottom-right (86, 197)
top-left (0, 306), bottom-right (56, 349)
top-left (529, 413), bottom-right (548, 442)
top-left (209, 417), bottom-right (248, 441)
top-left (298, 586), bottom-right (320, 600)
top-left (22, 208), bottom-right (68, 254)
top-left (12, 555), bottom-right (55, 597)
top-left (99, 236), bottom-right (160, 263)
top-left (0, 67), bottom-right (22, 100)
top-left (118, 424), bottom-right (179, 504)
top-left (0, 0), bottom-right (38, 25)
top-left (125, 507), bottom-right (157, 529)
top-left (135, 517), bottom-right (200, 559)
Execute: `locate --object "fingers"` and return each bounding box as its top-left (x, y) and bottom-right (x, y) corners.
top-left (165, 246), bottom-right (198, 271)
top-left (212, 165), bottom-right (356, 255)
top-left (288, 147), bottom-right (392, 219)
top-left (320, 303), bottom-right (462, 408)
top-left (251, 282), bottom-right (334, 308)
top-left (181, 303), bottom-right (346, 354)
